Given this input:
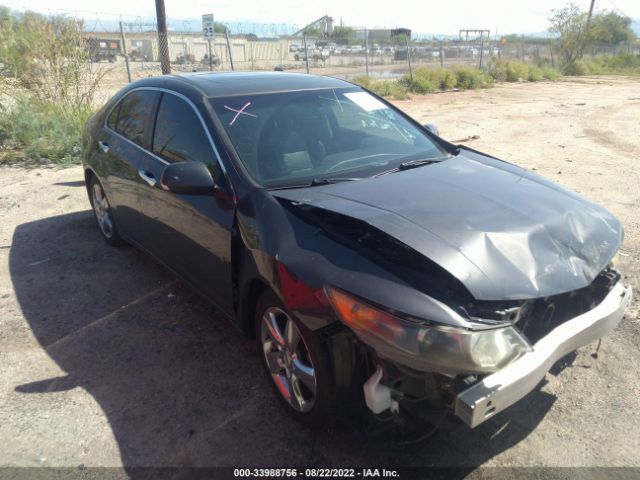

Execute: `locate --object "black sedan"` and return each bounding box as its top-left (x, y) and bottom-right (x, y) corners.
top-left (82, 72), bottom-right (631, 429)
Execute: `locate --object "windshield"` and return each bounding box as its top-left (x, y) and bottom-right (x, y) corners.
top-left (210, 87), bottom-right (450, 188)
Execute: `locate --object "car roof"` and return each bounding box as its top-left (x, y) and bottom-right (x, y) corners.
top-left (168, 72), bottom-right (353, 98)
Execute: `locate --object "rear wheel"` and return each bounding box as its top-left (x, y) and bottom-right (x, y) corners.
top-left (89, 176), bottom-right (125, 247)
top-left (256, 290), bottom-right (335, 426)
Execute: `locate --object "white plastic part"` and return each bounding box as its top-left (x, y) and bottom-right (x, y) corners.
top-left (363, 365), bottom-right (392, 414)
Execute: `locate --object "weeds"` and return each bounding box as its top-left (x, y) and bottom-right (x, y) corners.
top-left (352, 53), bottom-right (640, 100)
top-left (563, 53), bottom-right (640, 75)
top-left (0, 94), bottom-right (92, 165)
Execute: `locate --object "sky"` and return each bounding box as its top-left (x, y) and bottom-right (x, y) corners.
top-left (3, 0), bottom-right (640, 36)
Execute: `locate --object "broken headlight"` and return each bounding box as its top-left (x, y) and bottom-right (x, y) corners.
top-left (326, 286), bottom-right (531, 375)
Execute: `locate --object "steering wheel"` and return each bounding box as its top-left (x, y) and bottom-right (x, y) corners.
top-left (323, 153), bottom-right (403, 174)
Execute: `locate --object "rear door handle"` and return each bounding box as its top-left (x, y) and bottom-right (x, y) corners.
top-left (138, 169), bottom-right (156, 187)
top-left (97, 140), bottom-right (110, 153)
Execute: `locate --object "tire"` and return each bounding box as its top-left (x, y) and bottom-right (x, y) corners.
top-left (88, 176), bottom-right (125, 247)
top-left (256, 290), bottom-right (336, 427)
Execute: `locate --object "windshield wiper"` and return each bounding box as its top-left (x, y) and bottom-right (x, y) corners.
top-left (374, 158), bottom-right (442, 177)
top-left (268, 177), bottom-right (360, 190)
top-left (309, 177), bottom-right (361, 186)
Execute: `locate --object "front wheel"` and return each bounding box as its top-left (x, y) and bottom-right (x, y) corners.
top-left (256, 290), bottom-right (336, 426)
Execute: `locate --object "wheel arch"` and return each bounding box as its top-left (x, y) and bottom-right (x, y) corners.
top-left (238, 276), bottom-right (271, 338)
top-left (84, 167), bottom-right (97, 199)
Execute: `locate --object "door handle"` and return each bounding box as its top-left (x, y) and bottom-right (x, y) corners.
top-left (97, 140), bottom-right (110, 153)
top-left (138, 169), bottom-right (156, 187)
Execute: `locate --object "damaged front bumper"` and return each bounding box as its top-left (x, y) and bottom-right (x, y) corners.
top-left (455, 280), bottom-right (632, 428)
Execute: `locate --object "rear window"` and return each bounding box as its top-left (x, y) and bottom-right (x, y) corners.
top-left (107, 103), bottom-right (119, 130)
top-left (115, 90), bottom-right (157, 148)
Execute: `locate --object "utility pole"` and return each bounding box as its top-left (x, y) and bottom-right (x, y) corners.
top-left (578, 0), bottom-right (596, 59)
top-left (364, 28), bottom-right (369, 76)
top-left (119, 20), bottom-right (132, 83)
top-left (405, 35), bottom-right (413, 88)
top-left (302, 33), bottom-right (310, 74)
top-left (155, 0), bottom-right (171, 74)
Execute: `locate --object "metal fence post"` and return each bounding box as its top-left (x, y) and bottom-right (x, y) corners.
top-left (208, 39), bottom-right (213, 71)
top-left (479, 35), bottom-right (484, 69)
top-left (440, 40), bottom-right (444, 68)
top-left (521, 35), bottom-right (524, 62)
top-left (225, 30), bottom-right (235, 71)
top-left (119, 20), bottom-right (132, 83)
top-left (364, 28), bottom-right (369, 76)
top-left (405, 36), bottom-right (413, 88)
top-left (303, 33), bottom-right (310, 74)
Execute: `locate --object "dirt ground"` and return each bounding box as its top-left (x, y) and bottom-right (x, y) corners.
top-left (1, 76), bottom-right (639, 472)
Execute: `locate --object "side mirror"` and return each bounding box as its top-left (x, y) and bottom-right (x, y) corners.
top-left (423, 123), bottom-right (439, 136)
top-left (160, 161), bottom-right (216, 195)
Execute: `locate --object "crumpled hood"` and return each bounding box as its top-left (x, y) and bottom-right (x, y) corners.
top-left (273, 149), bottom-right (622, 300)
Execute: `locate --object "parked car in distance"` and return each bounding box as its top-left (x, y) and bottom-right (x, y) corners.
top-left (294, 49), bottom-right (329, 61)
top-left (83, 72), bottom-right (631, 430)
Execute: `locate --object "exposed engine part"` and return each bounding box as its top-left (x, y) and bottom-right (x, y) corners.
top-left (363, 365), bottom-right (394, 414)
top-left (362, 351), bottom-right (454, 419)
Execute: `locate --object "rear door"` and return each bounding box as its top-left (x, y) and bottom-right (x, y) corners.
top-left (136, 91), bottom-right (235, 315)
top-left (100, 89), bottom-right (159, 242)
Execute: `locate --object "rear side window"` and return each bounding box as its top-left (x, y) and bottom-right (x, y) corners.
top-left (107, 103), bottom-right (119, 130)
top-left (116, 90), bottom-right (157, 148)
top-left (153, 93), bottom-right (213, 166)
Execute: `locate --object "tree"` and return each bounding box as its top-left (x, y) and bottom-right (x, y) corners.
top-left (0, 8), bottom-right (108, 110)
top-left (590, 11), bottom-right (636, 45)
top-left (302, 27), bottom-right (322, 38)
top-left (549, 3), bottom-right (637, 66)
top-left (331, 26), bottom-right (355, 45)
top-left (549, 3), bottom-right (588, 65)
top-left (213, 22), bottom-right (228, 34)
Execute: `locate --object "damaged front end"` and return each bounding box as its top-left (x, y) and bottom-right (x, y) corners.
top-left (322, 267), bottom-right (631, 428)
top-left (269, 156), bottom-right (631, 428)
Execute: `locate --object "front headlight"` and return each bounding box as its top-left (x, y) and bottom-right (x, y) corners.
top-left (326, 286), bottom-right (531, 375)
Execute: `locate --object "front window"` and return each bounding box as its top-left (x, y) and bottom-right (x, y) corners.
top-left (210, 87), bottom-right (450, 188)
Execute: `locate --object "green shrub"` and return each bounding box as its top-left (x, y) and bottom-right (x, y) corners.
top-left (389, 84), bottom-right (410, 100)
top-left (488, 59), bottom-right (509, 82)
top-left (562, 53), bottom-right (640, 76)
top-left (527, 65), bottom-right (544, 81)
top-left (455, 67), bottom-right (494, 89)
top-left (0, 94), bottom-right (91, 164)
top-left (541, 67), bottom-right (561, 80)
top-left (350, 75), bottom-right (373, 89)
top-left (489, 60), bottom-right (560, 82)
top-left (399, 74), bottom-right (438, 94)
top-left (350, 76), bottom-right (411, 99)
top-left (506, 61), bottom-right (530, 82)
top-left (433, 68), bottom-right (457, 90)
top-left (563, 60), bottom-right (589, 75)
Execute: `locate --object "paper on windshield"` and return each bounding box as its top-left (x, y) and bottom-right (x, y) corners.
top-left (344, 92), bottom-right (387, 112)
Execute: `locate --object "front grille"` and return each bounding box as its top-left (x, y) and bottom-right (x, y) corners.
top-left (516, 268), bottom-right (620, 344)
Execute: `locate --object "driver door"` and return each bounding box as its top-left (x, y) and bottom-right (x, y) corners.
top-left (135, 91), bottom-right (235, 316)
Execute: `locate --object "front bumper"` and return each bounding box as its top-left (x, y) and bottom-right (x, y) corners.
top-left (455, 280), bottom-right (632, 428)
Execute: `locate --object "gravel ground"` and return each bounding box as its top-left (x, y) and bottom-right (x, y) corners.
top-left (0, 76), bottom-right (639, 473)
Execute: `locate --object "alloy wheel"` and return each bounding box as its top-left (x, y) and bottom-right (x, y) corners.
top-left (261, 307), bottom-right (317, 413)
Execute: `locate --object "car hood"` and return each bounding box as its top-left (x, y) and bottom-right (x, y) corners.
top-left (272, 149), bottom-right (622, 300)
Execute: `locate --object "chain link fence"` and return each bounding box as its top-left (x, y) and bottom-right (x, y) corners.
top-left (75, 19), bottom-right (640, 98)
